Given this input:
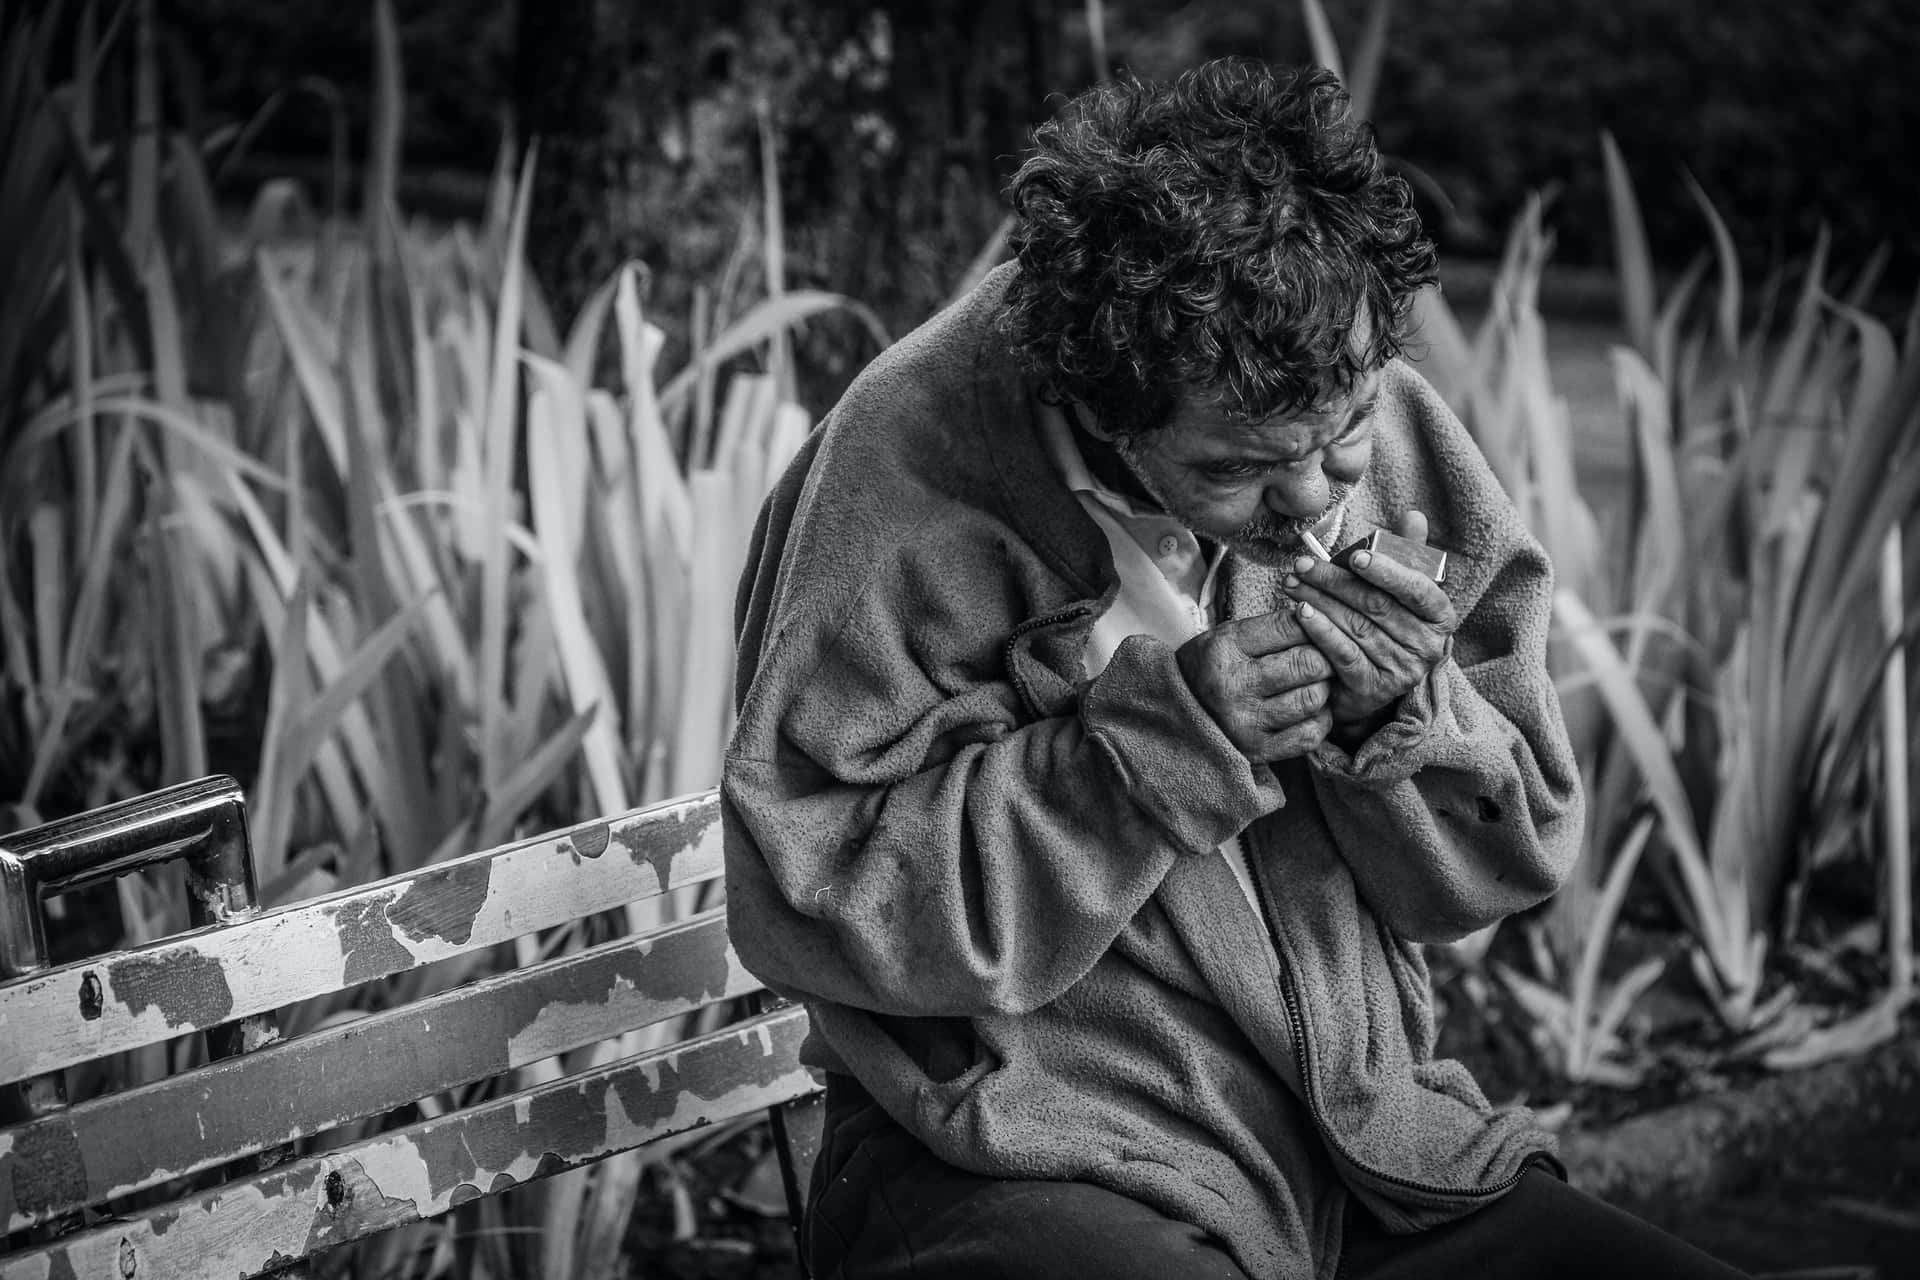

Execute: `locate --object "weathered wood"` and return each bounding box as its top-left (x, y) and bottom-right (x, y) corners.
top-left (0, 792), bottom-right (723, 1083)
top-left (0, 1006), bottom-right (816, 1280)
top-left (0, 909), bottom-right (765, 1233)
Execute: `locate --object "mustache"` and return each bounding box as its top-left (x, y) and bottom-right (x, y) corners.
top-left (1235, 482), bottom-right (1355, 546)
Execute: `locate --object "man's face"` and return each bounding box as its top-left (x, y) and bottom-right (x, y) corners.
top-left (1114, 372), bottom-right (1380, 567)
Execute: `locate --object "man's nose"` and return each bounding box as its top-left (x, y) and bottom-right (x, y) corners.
top-left (1262, 466), bottom-right (1330, 521)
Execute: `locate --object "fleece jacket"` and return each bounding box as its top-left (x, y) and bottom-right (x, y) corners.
top-left (721, 263), bottom-right (1586, 1280)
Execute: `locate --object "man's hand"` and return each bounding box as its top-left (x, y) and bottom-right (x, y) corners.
top-left (1176, 608), bottom-right (1335, 763)
top-left (1282, 510), bottom-right (1459, 736)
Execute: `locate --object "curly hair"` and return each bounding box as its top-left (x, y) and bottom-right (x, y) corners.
top-left (1001, 59), bottom-right (1437, 439)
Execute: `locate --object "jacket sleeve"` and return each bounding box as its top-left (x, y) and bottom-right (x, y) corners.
top-left (723, 562), bottom-right (1285, 1018)
top-left (1304, 523), bottom-right (1586, 944)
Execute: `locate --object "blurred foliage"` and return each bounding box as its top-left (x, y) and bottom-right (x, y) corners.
top-left (136, 0), bottom-right (1918, 333)
top-left (1097, 0), bottom-right (1919, 299)
top-left (144, 0), bottom-right (1078, 404)
top-left (0, 3), bottom-right (873, 1269)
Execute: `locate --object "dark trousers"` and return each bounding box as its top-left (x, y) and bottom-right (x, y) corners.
top-left (804, 1075), bottom-right (1751, 1280)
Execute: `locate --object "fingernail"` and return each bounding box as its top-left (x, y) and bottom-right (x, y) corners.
top-left (1351, 550), bottom-right (1371, 571)
top-left (1293, 555), bottom-right (1316, 576)
top-left (1298, 602), bottom-right (1316, 619)
top-left (1284, 573), bottom-right (1299, 589)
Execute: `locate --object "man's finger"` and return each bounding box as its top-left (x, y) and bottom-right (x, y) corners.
top-left (1290, 551), bottom-right (1452, 633)
top-left (1223, 606), bottom-right (1309, 657)
top-left (1255, 708), bottom-right (1333, 762)
top-left (1248, 643), bottom-right (1332, 696)
top-left (1294, 599), bottom-right (1375, 683)
top-left (1396, 508), bottom-right (1430, 545)
top-left (1260, 678), bottom-right (1329, 729)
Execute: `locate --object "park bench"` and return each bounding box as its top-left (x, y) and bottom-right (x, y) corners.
top-left (0, 775), bottom-right (823, 1278)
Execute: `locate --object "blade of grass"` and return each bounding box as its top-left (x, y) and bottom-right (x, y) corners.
top-left (656, 291), bottom-right (887, 424)
top-left (477, 144), bottom-right (538, 795)
top-left (473, 705), bottom-right (596, 851)
top-left (365, 0), bottom-right (401, 232)
top-left (1555, 587), bottom-right (1740, 984)
top-left (257, 248), bottom-right (348, 480)
top-left (126, 0), bottom-right (158, 270)
top-left (66, 192), bottom-right (97, 565)
top-left (754, 95), bottom-right (792, 403)
top-left (272, 590), bottom-right (437, 867)
top-left (1611, 347), bottom-right (1684, 666)
top-left (12, 393), bottom-right (288, 489)
top-left (226, 474), bottom-right (372, 847)
top-left (1759, 227), bottom-right (1830, 428)
top-left (251, 567), bottom-right (316, 883)
top-left (1882, 525), bottom-right (1911, 997)
top-left (525, 353), bottom-right (629, 815)
top-left (150, 487), bottom-right (209, 788)
top-left (667, 472), bottom-right (743, 797)
top-left (1298, 0), bottom-right (1346, 85)
top-left (1085, 0), bottom-right (1109, 81)
top-left (1601, 132), bottom-right (1656, 360)
top-left (340, 273), bottom-right (437, 871)
top-left (27, 504), bottom-right (63, 722)
top-left (1685, 174), bottom-right (1743, 363)
top-left (1568, 812), bottom-right (1656, 1073)
top-left (1347, 0), bottom-right (1394, 120)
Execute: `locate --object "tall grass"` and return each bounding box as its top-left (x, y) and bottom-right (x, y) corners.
top-left (2, 2), bottom-right (881, 1274)
top-left (1424, 145), bottom-right (1919, 1073)
top-left (1301, 0), bottom-right (1917, 1075)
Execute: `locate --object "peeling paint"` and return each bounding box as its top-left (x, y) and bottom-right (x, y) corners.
top-left (501, 919), bottom-right (735, 1061)
top-left (0, 1011), bottom-right (815, 1280)
top-left (570, 823), bottom-right (611, 859)
top-left (613, 801), bottom-right (717, 891)
top-left (328, 896), bottom-right (415, 987)
top-left (302, 1158), bottom-right (414, 1258)
top-left (409, 1120), bottom-right (481, 1207)
top-left (388, 857), bottom-right (491, 947)
top-left (106, 948), bottom-right (233, 1030)
top-left (7, 1119), bottom-right (86, 1220)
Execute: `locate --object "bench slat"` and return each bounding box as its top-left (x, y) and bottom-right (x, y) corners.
top-left (0, 792), bottom-right (723, 1083)
top-left (0, 908), bottom-right (767, 1233)
top-left (0, 1006), bottom-right (815, 1280)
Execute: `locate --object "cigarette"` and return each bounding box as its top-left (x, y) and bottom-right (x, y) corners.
top-left (1300, 530), bottom-right (1333, 562)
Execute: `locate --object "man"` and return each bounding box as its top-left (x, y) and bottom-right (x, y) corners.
top-left (722, 59), bottom-right (1747, 1279)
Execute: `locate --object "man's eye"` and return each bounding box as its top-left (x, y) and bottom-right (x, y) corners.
top-left (1333, 401), bottom-right (1377, 444)
top-left (1204, 461), bottom-right (1267, 480)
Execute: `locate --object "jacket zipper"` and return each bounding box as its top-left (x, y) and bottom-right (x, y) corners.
top-left (1247, 855), bottom-right (1530, 1205)
top-left (1020, 594), bottom-right (1529, 1205)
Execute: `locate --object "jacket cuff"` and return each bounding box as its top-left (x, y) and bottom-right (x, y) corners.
top-left (1309, 655), bottom-right (1452, 786)
top-left (1081, 633), bottom-right (1287, 853)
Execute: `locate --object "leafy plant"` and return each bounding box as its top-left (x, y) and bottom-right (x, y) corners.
top-left (1426, 137), bottom-right (1919, 1074)
top-left (3, 1), bottom-right (882, 1274)
top-left (1496, 815), bottom-right (1666, 1086)
top-left (1582, 140), bottom-right (1918, 1037)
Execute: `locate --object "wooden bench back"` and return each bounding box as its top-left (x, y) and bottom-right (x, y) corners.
top-left (0, 777), bottom-right (821, 1279)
